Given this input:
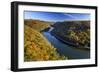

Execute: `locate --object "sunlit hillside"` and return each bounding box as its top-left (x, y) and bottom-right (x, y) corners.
top-left (24, 25), bottom-right (66, 61)
top-left (24, 19), bottom-right (50, 31)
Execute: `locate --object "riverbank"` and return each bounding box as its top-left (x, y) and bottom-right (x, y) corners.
top-left (43, 31), bottom-right (90, 59)
top-left (50, 21), bottom-right (90, 50)
top-left (50, 32), bottom-right (90, 50)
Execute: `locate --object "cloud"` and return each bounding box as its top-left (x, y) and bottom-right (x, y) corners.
top-left (63, 13), bottom-right (78, 19)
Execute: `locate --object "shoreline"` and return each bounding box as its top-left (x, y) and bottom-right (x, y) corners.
top-left (50, 31), bottom-right (90, 50)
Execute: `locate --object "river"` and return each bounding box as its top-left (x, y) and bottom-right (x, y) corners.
top-left (42, 31), bottom-right (90, 59)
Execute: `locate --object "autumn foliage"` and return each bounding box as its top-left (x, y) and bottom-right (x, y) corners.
top-left (24, 20), bottom-right (66, 61)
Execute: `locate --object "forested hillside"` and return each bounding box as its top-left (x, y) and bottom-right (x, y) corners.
top-left (24, 19), bottom-right (50, 31)
top-left (24, 20), bottom-right (66, 61)
top-left (51, 21), bottom-right (90, 49)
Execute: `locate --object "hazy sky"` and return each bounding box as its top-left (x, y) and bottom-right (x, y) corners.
top-left (24, 11), bottom-right (90, 22)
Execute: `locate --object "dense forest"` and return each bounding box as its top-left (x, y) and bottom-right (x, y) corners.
top-left (24, 20), bottom-right (66, 61)
top-left (51, 21), bottom-right (90, 49)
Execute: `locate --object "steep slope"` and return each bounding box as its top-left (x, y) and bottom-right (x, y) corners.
top-left (24, 25), bottom-right (66, 61)
top-left (51, 21), bottom-right (90, 49)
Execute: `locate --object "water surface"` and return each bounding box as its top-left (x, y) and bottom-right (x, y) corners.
top-left (43, 31), bottom-right (90, 59)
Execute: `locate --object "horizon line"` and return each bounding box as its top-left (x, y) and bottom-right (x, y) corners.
top-left (24, 18), bottom-right (90, 22)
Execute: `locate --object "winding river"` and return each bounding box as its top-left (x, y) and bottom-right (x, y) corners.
top-left (42, 30), bottom-right (90, 59)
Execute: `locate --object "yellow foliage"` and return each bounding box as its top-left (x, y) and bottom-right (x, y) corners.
top-left (24, 25), bottom-right (66, 61)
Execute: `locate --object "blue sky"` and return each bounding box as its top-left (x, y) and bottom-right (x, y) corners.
top-left (24, 11), bottom-right (90, 22)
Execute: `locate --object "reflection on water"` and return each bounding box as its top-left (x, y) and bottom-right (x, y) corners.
top-left (43, 31), bottom-right (90, 59)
